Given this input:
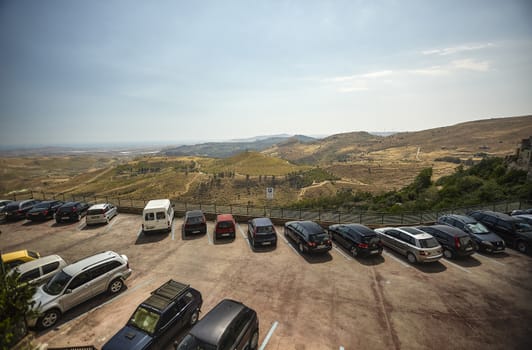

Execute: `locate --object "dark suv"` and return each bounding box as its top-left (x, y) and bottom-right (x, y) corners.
top-left (469, 210), bottom-right (532, 254)
top-left (284, 221), bottom-right (332, 254)
top-left (248, 217), bottom-right (277, 249)
top-left (26, 200), bottom-right (64, 221)
top-left (103, 280), bottom-right (203, 350)
top-left (328, 223), bottom-right (383, 257)
top-left (437, 214), bottom-right (505, 253)
top-left (182, 210), bottom-right (207, 237)
top-left (55, 201), bottom-right (90, 223)
top-left (417, 225), bottom-right (475, 259)
top-left (176, 299), bottom-right (259, 350)
top-left (4, 200), bottom-right (40, 221)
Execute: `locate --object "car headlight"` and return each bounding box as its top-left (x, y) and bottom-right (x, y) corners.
top-left (481, 240), bottom-right (493, 246)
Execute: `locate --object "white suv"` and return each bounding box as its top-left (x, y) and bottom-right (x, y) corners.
top-left (28, 251), bottom-right (132, 329)
top-left (86, 203), bottom-right (118, 225)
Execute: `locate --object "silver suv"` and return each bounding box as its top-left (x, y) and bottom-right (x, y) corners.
top-left (28, 251), bottom-right (132, 329)
top-left (375, 227), bottom-right (443, 263)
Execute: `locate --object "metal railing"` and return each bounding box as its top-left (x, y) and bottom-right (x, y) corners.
top-left (6, 190), bottom-right (530, 226)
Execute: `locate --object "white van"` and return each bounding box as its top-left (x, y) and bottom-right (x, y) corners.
top-left (142, 199), bottom-right (174, 233)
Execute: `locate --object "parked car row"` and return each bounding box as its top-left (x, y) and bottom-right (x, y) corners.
top-left (102, 280), bottom-right (259, 350)
top-left (0, 198), bottom-right (118, 225)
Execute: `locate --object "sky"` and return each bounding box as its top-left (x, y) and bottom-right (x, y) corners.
top-left (1, 0), bottom-right (531, 147)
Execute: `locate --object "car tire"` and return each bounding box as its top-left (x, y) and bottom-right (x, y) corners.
top-left (350, 246), bottom-right (358, 257)
top-left (39, 308), bottom-right (61, 329)
top-left (443, 249), bottom-right (454, 259)
top-left (516, 240), bottom-right (528, 254)
top-left (55, 219), bottom-right (61, 224)
top-left (108, 278), bottom-right (124, 294)
top-left (106, 217), bottom-right (110, 224)
top-left (298, 242), bottom-right (304, 253)
top-left (189, 309), bottom-right (199, 326)
top-left (407, 252), bottom-right (417, 264)
top-left (249, 329), bottom-right (259, 350)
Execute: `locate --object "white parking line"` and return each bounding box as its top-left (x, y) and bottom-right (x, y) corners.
top-left (442, 258), bottom-right (471, 274)
top-left (259, 321), bottom-right (279, 350)
top-left (382, 251), bottom-right (411, 268)
top-left (77, 222), bottom-right (86, 231)
top-left (340, 347), bottom-right (345, 350)
top-left (281, 236), bottom-right (299, 255)
top-left (171, 221), bottom-right (175, 240)
top-left (57, 278), bottom-right (155, 330)
top-left (333, 245), bottom-right (353, 261)
top-left (237, 223), bottom-right (247, 239)
top-left (475, 253), bottom-right (506, 266)
top-left (207, 231), bottom-right (213, 245)
top-left (136, 228), bottom-right (143, 237)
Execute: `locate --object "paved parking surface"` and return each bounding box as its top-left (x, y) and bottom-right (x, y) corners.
top-left (1, 214), bottom-right (532, 349)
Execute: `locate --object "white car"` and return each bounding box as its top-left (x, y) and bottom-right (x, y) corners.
top-left (10, 255), bottom-right (67, 285)
top-left (85, 203), bottom-right (118, 225)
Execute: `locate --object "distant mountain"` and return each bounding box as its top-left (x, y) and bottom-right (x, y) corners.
top-left (162, 135), bottom-right (315, 158)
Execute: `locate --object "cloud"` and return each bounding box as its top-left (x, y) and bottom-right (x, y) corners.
top-left (422, 43), bottom-right (494, 56)
top-left (325, 70), bottom-right (393, 82)
top-left (337, 80), bottom-right (369, 92)
top-left (450, 59), bottom-right (490, 72)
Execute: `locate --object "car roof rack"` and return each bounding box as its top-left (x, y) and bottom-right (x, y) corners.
top-left (143, 280), bottom-right (190, 311)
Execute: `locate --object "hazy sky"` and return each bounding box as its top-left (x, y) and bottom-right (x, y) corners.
top-left (1, 0), bottom-right (531, 146)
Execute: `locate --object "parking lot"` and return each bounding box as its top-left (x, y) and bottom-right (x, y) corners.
top-left (1, 213), bottom-right (532, 350)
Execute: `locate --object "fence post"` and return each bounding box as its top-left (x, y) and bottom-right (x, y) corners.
top-left (214, 204), bottom-right (217, 214)
top-left (420, 212), bottom-right (423, 224)
top-left (299, 208), bottom-right (302, 220)
top-left (338, 211), bottom-right (341, 223)
top-left (230, 204), bottom-right (232, 214)
top-left (246, 205), bottom-right (249, 215)
top-left (281, 208), bottom-right (283, 218)
top-left (359, 213), bottom-right (362, 224)
top-left (318, 209), bottom-right (321, 221)
top-left (41, 191), bottom-right (44, 200)
top-left (381, 213), bottom-right (384, 225)
top-left (30, 190), bottom-right (33, 199)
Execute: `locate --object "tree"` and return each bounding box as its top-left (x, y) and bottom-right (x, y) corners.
top-left (0, 269), bottom-right (37, 349)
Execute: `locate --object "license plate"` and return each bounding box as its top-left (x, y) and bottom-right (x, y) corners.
top-left (222, 233), bottom-right (230, 237)
top-left (146, 226), bottom-right (154, 229)
top-left (466, 247), bottom-right (473, 251)
top-left (317, 244), bottom-right (326, 248)
top-left (192, 230), bottom-right (200, 233)
top-left (91, 216), bottom-right (99, 219)
top-left (370, 250), bottom-right (379, 254)
top-left (262, 241), bottom-right (271, 245)
top-left (32, 213), bottom-right (39, 216)
top-left (62, 216), bottom-right (70, 220)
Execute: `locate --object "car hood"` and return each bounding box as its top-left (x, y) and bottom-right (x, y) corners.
top-left (32, 286), bottom-right (61, 311)
top-left (471, 231), bottom-right (503, 242)
top-left (102, 325), bottom-right (152, 350)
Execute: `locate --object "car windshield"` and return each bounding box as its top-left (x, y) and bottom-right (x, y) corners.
top-left (257, 225), bottom-right (275, 234)
top-left (128, 306), bottom-right (160, 335)
top-left (419, 237), bottom-right (440, 248)
top-left (176, 334), bottom-right (216, 350)
top-left (187, 216), bottom-right (203, 224)
top-left (465, 222), bottom-right (489, 234)
top-left (515, 221), bottom-right (532, 233)
top-left (217, 221), bottom-right (233, 228)
top-left (43, 270), bottom-right (72, 295)
top-left (88, 209), bottom-right (103, 215)
top-left (309, 233), bottom-right (329, 242)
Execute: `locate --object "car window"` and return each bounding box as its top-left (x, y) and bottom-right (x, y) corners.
top-left (419, 237), bottom-right (439, 248)
top-left (217, 221), bottom-right (233, 229)
top-left (145, 212), bottom-right (155, 221)
top-left (159, 303), bottom-right (180, 330)
top-left (68, 271), bottom-right (91, 289)
top-left (128, 306), bottom-right (160, 335)
top-left (399, 232), bottom-right (415, 245)
top-left (386, 230), bottom-right (400, 238)
top-left (156, 211), bottom-right (166, 220)
top-left (515, 221), bottom-right (532, 233)
top-left (482, 215), bottom-right (497, 224)
top-left (19, 268), bottom-right (41, 283)
top-left (88, 261), bottom-right (120, 280)
top-left (42, 261), bottom-right (60, 274)
top-left (187, 216), bottom-right (203, 224)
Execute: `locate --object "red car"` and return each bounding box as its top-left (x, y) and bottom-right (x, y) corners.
top-left (214, 214), bottom-right (236, 243)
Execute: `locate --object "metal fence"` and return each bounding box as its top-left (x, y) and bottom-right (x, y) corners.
top-left (6, 190), bottom-right (531, 226)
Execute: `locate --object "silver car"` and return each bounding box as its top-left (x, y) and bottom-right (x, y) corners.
top-left (86, 203), bottom-right (118, 225)
top-left (9, 255), bottom-right (67, 286)
top-left (28, 251), bottom-right (132, 329)
top-left (375, 227), bottom-right (443, 263)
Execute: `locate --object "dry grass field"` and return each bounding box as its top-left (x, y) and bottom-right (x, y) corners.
top-left (1, 116), bottom-right (529, 205)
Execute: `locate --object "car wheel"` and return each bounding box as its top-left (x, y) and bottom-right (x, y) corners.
top-left (443, 249), bottom-right (453, 259)
top-left (249, 329), bottom-right (259, 350)
top-left (350, 246), bottom-right (358, 257)
top-left (189, 309), bottom-right (199, 326)
top-left (39, 308), bottom-right (61, 329)
top-left (108, 278), bottom-right (124, 294)
top-left (106, 217), bottom-right (110, 224)
top-left (55, 219), bottom-right (61, 224)
top-left (298, 242), bottom-right (304, 253)
top-left (516, 240), bottom-right (528, 254)
top-left (407, 252), bottom-right (417, 264)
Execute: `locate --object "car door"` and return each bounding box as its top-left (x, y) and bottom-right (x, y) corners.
top-left (62, 271), bottom-right (93, 311)
top-left (384, 230), bottom-right (402, 252)
top-left (495, 220), bottom-right (516, 245)
top-left (334, 227), bottom-right (347, 248)
top-left (87, 261), bottom-right (122, 296)
top-left (153, 303), bottom-right (181, 348)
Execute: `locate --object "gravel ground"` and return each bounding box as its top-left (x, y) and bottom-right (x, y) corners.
top-left (1, 213), bottom-right (531, 350)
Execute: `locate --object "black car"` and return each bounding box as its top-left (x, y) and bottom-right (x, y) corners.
top-left (328, 224), bottom-right (383, 257)
top-left (437, 214), bottom-right (505, 253)
top-left (25, 200), bottom-right (64, 221)
top-left (4, 200), bottom-right (40, 221)
top-left (103, 280), bottom-right (202, 350)
top-left (247, 217), bottom-right (277, 249)
top-left (469, 210), bottom-right (532, 254)
top-left (55, 201), bottom-right (90, 223)
top-left (284, 221), bottom-right (332, 254)
top-left (417, 225), bottom-right (475, 259)
top-left (182, 210), bottom-right (207, 237)
top-left (176, 299), bottom-right (259, 350)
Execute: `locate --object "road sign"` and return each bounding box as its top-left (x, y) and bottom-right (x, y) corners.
top-left (266, 187), bottom-right (274, 200)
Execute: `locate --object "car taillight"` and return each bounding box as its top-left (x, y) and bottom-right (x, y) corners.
top-left (72, 207), bottom-right (77, 212)
top-left (253, 229), bottom-right (257, 237)
top-left (308, 241), bottom-right (316, 247)
top-left (17, 209), bottom-right (23, 214)
top-left (43, 210), bottom-right (48, 215)
top-left (358, 243), bottom-right (369, 249)
top-left (455, 236), bottom-right (461, 248)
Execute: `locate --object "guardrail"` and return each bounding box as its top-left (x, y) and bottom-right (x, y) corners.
top-left (6, 190), bottom-right (530, 226)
